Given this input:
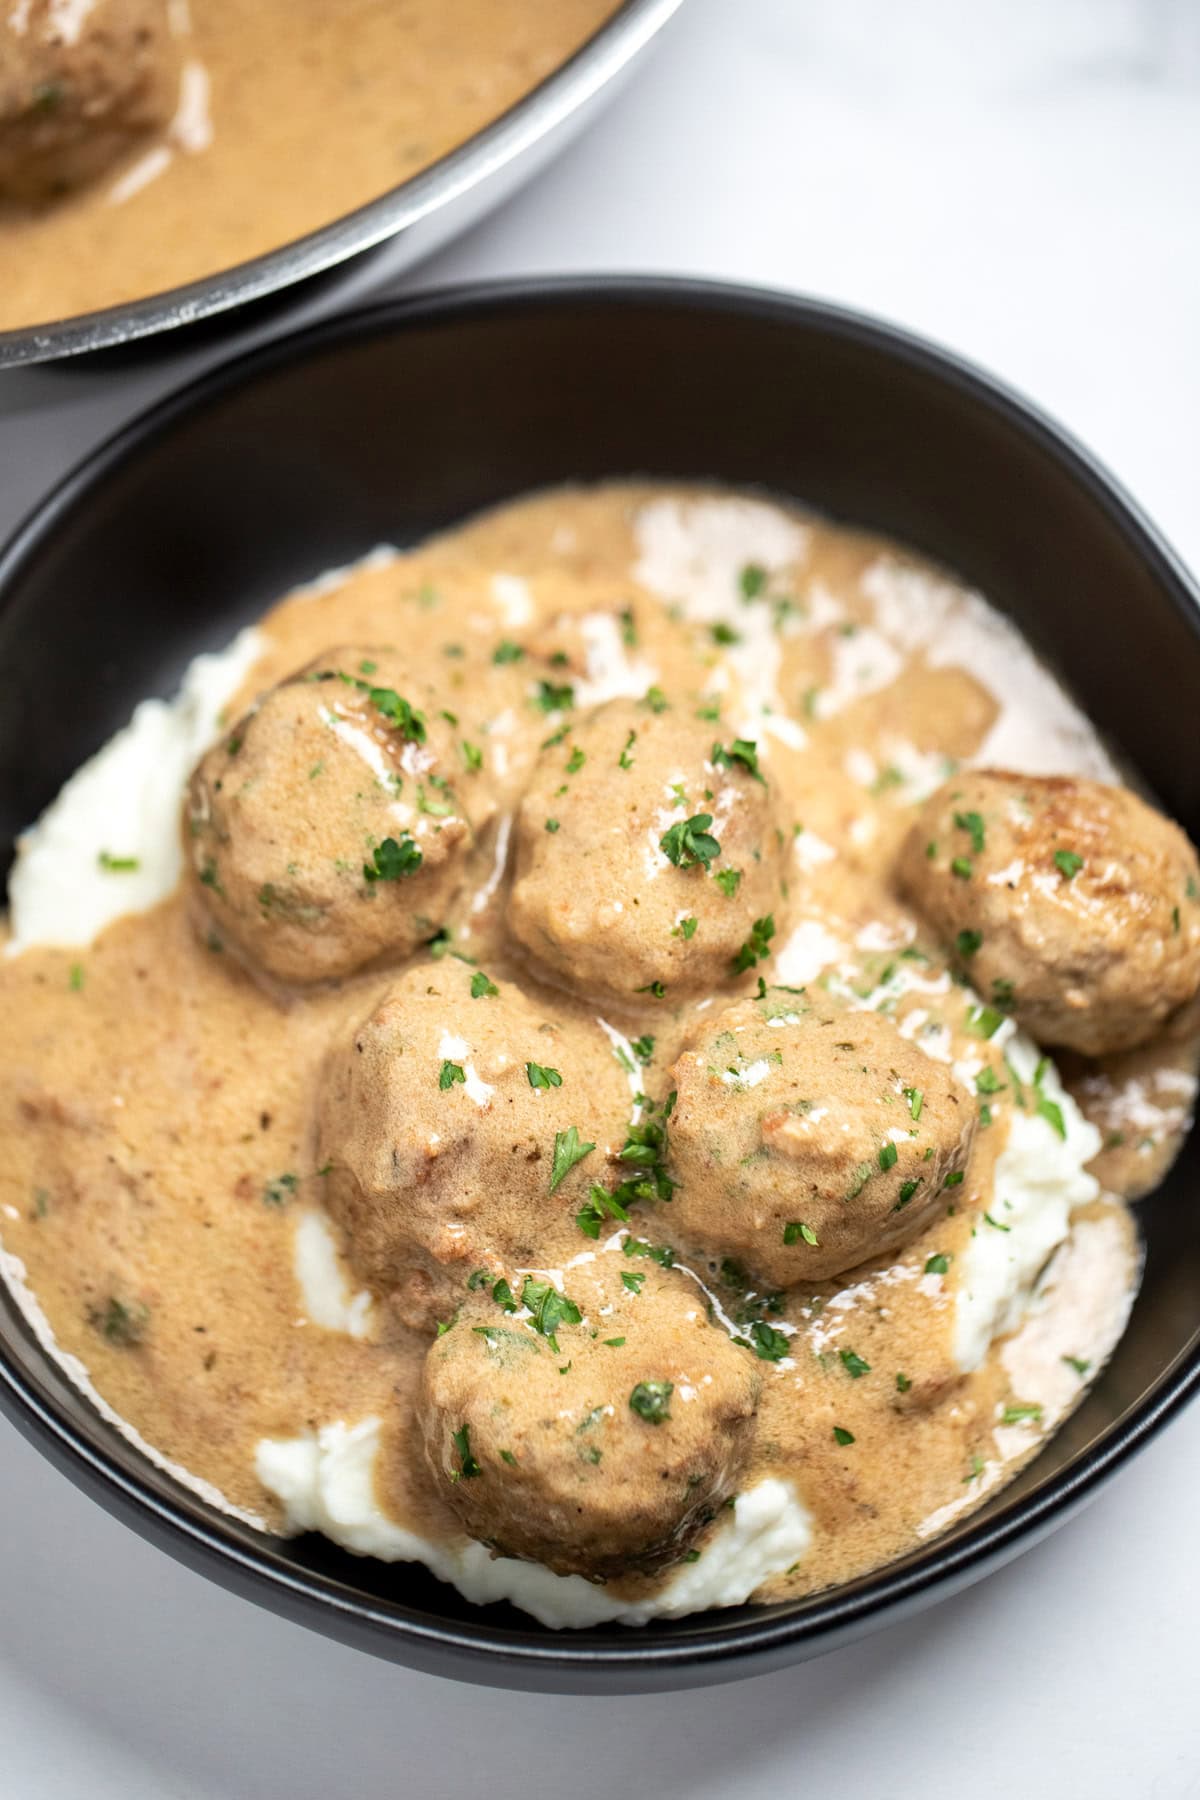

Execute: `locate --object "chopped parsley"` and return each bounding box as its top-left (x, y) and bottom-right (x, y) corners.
top-left (1036, 1091), bottom-right (1067, 1139)
top-left (732, 913), bottom-right (775, 974)
top-left (839, 1349), bottom-right (871, 1379)
top-left (895, 1178), bottom-right (922, 1209)
top-left (951, 856), bottom-right (974, 880)
top-left (439, 1060), bottom-right (466, 1090)
top-left (89, 1296), bottom-right (149, 1348)
top-left (97, 851), bottom-right (140, 872)
top-left (526, 1061), bottom-right (563, 1090)
top-left (621, 1270), bottom-right (645, 1295)
top-left (643, 685), bottom-right (668, 713)
top-left (520, 1277), bottom-right (582, 1351)
top-left (363, 834), bottom-right (422, 882)
top-left (470, 971), bottom-right (499, 999)
top-left (713, 867), bottom-right (742, 898)
top-left (1000, 1402), bottom-right (1044, 1425)
top-left (618, 730), bottom-right (637, 770)
top-left (544, 818), bottom-right (560, 833)
top-left (1054, 849), bottom-right (1084, 880)
top-left (549, 1125), bottom-right (595, 1192)
top-left (712, 738), bottom-right (766, 784)
top-left (711, 621), bottom-right (741, 646)
top-left (629, 1380), bottom-right (673, 1424)
top-left (575, 1184), bottom-right (631, 1238)
top-left (783, 1220), bottom-right (819, 1246)
top-left (1063, 1355), bottom-right (1090, 1377)
top-left (953, 810), bottom-right (986, 854)
top-left (565, 746), bottom-right (586, 774)
top-left (956, 929), bottom-right (983, 959)
top-left (832, 1426), bottom-right (855, 1446)
top-left (460, 740), bottom-right (483, 772)
top-left (739, 562), bottom-right (768, 599)
top-left (660, 812), bottom-right (721, 871)
top-left (262, 1172), bottom-right (299, 1206)
top-left (975, 1067), bottom-right (1004, 1095)
top-left (533, 678), bottom-right (574, 714)
top-left (896, 1372), bottom-right (912, 1393)
top-left (631, 1035), bottom-right (655, 1063)
top-left (741, 1320), bottom-right (790, 1362)
top-left (904, 1086), bottom-right (924, 1120)
top-left (925, 1253), bottom-right (951, 1275)
top-left (673, 915), bottom-right (699, 940)
top-left (846, 1161), bottom-right (874, 1201)
top-left (451, 1424), bottom-right (481, 1480)
top-left (878, 1142), bottom-right (899, 1172)
top-left (492, 640), bottom-right (525, 664)
top-left (966, 1004), bottom-right (1005, 1039)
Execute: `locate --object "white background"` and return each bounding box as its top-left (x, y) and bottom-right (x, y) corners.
top-left (2, 0), bottom-right (1199, 1793)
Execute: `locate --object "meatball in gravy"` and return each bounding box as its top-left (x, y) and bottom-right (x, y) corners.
top-left (186, 649), bottom-right (490, 985)
top-left (420, 1261), bottom-right (759, 1579)
top-left (317, 960), bottom-right (632, 1327)
top-left (0, 0), bottom-right (179, 202)
top-left (509, 698), bottom-right (787, 1007)
top-left (668, 994), bottom-right (976, 1283)
top-left (899, 770), bottom-right (1200, 1056)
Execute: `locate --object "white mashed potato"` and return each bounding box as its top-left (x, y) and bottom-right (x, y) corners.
top-left (7, 626), bottom-right (263, 954)
top-left (255, 1418), bottom-right (812, 1630)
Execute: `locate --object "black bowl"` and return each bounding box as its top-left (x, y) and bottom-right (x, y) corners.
top-left (1, 279), bottom-right (1198, 1693)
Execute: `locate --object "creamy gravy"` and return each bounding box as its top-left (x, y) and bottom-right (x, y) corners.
top-left (0, 0), bottom-right (617, 332)
top-left (1, 484), bottom-right (1172, 1622)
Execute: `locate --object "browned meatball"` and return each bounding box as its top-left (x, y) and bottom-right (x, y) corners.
top-left (508, 698), bottom-right (788, 1008)
top-left (185, 648), bottom-right (492, 985)
top-left (0, 0), bottom-right (179, 202)
top-left (897, 770), bottom-right (1200, 1056)
top-left (419, 1259), bottom-right (759, 1578)
top-left (667, 992), bottom-right (976, 1284)
top-left (316, 961), bottom-right (633, 1328)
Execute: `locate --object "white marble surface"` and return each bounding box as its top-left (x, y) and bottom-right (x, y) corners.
top-left (3, 0), bottom-right (1200, 1793)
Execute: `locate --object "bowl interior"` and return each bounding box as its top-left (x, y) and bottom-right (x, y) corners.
top-left (2, 281), bottom-right (1199, 1690)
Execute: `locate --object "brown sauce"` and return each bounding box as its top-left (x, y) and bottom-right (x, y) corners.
top-left (0, 484), bottom-right (1154, 1614)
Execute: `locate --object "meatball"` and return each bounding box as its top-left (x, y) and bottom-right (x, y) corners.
top-left (508, 698), bottom-right (788, 1007)
top-left (667, 992), bottom-right (976, 1284)
top-left (897, 770), bottom-right (1200, 1056)
top-left (419, 1259), bottom-right (759, 1578)
top-left (316, 961), bottom-right (633, 1327)
top-left (186, 648), bottom-right (492, 985)
top-left (0, 0), bottom-right (179, 203)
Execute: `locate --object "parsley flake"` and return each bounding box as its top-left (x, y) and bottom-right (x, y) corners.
top-left (660, 813), bottom-right (721, 871)
top-left (526, 1061), bottom-right (563, 1090)
top-left (549, 1125), bottom-right (595, 1192)
top-left (363, 834), bottom-right (422, 883)
top-left (629, 1380), bottom-right (673, 1423)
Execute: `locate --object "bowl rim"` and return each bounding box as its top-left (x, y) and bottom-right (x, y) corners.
top-left (2, 274), bottom-right (1199, 1684)
top-left (0, 0), bottom-right (683, 370)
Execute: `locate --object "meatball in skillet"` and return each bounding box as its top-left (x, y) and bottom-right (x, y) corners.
top-left (316, 961), bottom-right (632, 1328)
top-left (0, 0), bottom-right (179, 202)
top-left (667, 992), bottom-right (976, 1284)
top-left (420, 1259), bottom-right (759, 1579)
top-left (185, 648), bottom-right (492, 985)
top-left (897, 770), bottom-right (1200, 1056)
top-left (508, 697), bottom-right (788, 1008)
